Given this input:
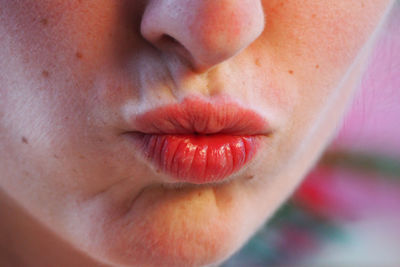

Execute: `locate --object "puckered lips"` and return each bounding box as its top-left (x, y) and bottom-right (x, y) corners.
top-left (126, 97), bottom-right (270, 184)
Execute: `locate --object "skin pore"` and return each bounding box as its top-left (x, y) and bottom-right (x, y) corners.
top-left (0, 0), bottom-right (395, 266)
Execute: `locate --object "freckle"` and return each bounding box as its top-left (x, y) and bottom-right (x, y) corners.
top-left (79, 155), bottom-right (86, 159)
top-left (312, 14), bottom-right (316, 19)
top-left (255, 58), bottom-right (261, 67)
top-left (75, 51), bottom-right (83, 59)
top-left (246, 175), bottom-right (255, 180)
top-left (288, 70), bottom-right (294, 75)
top-left (197, 192), bottom-right (203, 197)
top-left (53, 154), bottom-right (59, 159)
top-left (40, 18), bottom-right (48, 26)
top-left (21, 137), bottom-right (29, 144)
top-left (42, 70), bottom-right (50, 78)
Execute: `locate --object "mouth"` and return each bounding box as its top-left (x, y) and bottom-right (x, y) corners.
top-left (125, 97), bottom-right (271, 184)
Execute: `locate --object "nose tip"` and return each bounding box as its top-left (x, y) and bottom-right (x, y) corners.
top-left (141, 0), bottom-right (265, 72)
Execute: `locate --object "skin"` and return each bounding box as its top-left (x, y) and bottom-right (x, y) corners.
top-left (0, 0), bottom-right (395, 266)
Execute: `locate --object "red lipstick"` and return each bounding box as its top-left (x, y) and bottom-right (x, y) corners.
top-left (128, 98), bottom-right (269, 184)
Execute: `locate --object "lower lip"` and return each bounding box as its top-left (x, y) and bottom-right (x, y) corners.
top-left (131, 134), bottom-right (262, 184)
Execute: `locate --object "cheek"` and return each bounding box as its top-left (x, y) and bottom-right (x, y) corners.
top-left (263, 0), bottom-right (392, 73)
top-left (253, 0), bottom-right (393, 121)
top-left (1, 1), bottom-right (115, 80)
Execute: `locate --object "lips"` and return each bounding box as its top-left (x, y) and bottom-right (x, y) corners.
top-left (127, 98), bottom-right (270, 184)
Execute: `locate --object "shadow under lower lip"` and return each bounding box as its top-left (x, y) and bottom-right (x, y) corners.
top-left (132, 134), bottom-right (261, 184)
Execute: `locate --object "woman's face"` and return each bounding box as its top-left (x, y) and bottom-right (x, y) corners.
top-left (0, 0), bottom-right (394, 266)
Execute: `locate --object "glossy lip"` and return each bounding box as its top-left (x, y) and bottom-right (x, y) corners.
top-left (126, 97), bottom-right (271, 184)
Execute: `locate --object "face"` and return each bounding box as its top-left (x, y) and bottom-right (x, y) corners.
top-left (0, 0), bottom-right (394, 266)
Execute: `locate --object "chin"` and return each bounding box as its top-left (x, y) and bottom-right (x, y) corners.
top-left (81, 185), bottom-right (255, 267)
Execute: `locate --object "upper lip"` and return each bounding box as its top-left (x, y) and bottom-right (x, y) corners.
top-left (129, 97), bottom-right (271, 135)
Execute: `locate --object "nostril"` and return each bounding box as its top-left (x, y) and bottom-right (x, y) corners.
top-left (156, 34), bottom-right (188, 54)
top-left (156, 34), bottom-right (195, 68)
top-left (159, 34), bottom-right (180, 46)
top-left (149, 34), bottom-right (181, 52)
top-left (145, 33), bottom-right (188, 58)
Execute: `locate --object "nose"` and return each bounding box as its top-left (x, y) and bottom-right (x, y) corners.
top-left (141, 0), bottom-right (265, 72)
